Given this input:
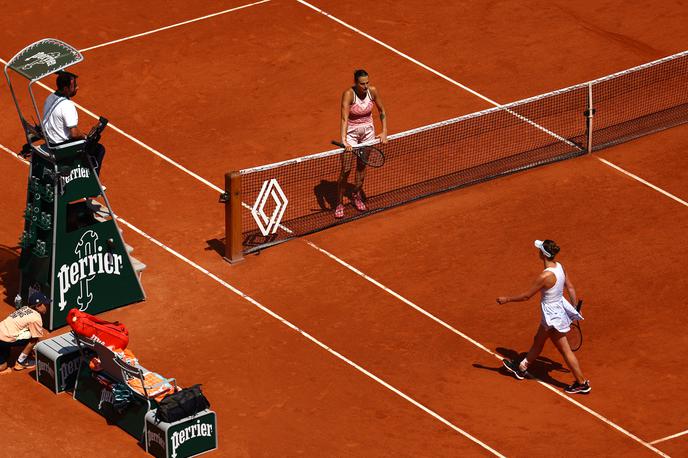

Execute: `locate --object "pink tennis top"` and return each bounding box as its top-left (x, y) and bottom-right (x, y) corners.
top-left (347, 89), bottom-right (374, 126)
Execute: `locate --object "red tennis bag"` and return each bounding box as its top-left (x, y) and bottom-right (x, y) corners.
top-left (67, 308), bottom-right (129, 350)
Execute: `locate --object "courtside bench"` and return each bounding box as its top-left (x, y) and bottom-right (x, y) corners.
top-left (71, 333), bottom-right (217, 457)
top-left (73, 333), bottom-right (161, 444)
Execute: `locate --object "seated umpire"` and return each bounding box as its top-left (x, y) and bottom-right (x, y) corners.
top-left (0, 292), bottom-right (49, 374)
top-left (42, 71), bottom-right (106, 175)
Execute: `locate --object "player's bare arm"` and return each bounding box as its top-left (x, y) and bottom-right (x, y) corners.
top-left (370, 86), bottom-right (387, 143)
top-left (68, 126), bottom-right (85, 140)
top-left (497, 271), bottom-right (550, 304)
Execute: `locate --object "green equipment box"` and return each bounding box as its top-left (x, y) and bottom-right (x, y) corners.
top-left (145, 409), bottom-right (218, 458)
top-left (35, 332), bottom-right (80, 393)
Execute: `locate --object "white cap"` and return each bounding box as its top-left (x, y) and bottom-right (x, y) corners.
top-left (534, 240), bottom-right (552, 257)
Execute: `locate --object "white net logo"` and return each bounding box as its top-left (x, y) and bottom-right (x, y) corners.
top-left (251, 179), bottom-right (288, 236)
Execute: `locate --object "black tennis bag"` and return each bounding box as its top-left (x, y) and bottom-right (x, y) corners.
top-left (155, 384), bottom-right (210, 423)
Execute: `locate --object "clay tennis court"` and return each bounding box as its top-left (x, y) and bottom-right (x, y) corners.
top-left (1, 1), bottom-right (688, 456)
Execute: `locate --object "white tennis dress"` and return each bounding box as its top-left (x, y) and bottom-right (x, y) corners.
top-left (540, 262), bottom-right (583, 333)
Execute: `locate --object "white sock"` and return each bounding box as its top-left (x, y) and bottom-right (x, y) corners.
top-left (17, 352), bottom-right (29, 363)
top-left (519, 358), bottom-right (529, 372)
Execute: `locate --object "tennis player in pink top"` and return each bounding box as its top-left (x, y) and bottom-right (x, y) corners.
top-left (335, 69), bottom-right (388, 219)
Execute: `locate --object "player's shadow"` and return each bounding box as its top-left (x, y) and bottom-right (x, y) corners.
top-left (472, 347), bottom-right (570, 389)
top-left (0, 244), bottom-right (21, 307)
top-left (313, 180), bottom-right (367, 211)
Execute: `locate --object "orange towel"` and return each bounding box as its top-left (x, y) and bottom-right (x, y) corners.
top-left (127, 371), bottom-right (174, 400)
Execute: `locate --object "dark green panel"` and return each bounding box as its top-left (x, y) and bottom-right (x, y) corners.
top-left (18, 153), bottom-right (57, 323)
top-left (74, 364), bottom-right (152, 441)
top-left (7, 39), bottom-right (83, 81)
top-left (147, 411), bottom-right (218, 458)
top-left (52, 217), bottom-right (144, 327)
top-left (19, 144), bottom-right (144, 329)
top-left (167, 412), bottom-right (218, 458)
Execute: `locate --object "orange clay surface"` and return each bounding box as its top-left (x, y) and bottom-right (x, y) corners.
top-left (1, 0), bottom-right (688, 456)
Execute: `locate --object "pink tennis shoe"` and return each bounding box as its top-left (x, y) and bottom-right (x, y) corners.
top-left (352, 192), bottom-right (367, 211)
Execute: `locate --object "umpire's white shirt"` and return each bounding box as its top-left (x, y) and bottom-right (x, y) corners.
top-left (42, 93), bottom-right (78, 144)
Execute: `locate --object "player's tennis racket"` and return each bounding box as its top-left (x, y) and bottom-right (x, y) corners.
top-left (331, 140), bottom-right (385, 168)
top-left (568, 299), bottom-right (583, 352)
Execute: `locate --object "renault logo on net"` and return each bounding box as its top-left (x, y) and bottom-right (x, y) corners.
top-left (251, 178), bottom-right (288, 236)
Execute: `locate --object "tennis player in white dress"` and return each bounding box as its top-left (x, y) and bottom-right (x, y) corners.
top-left (497, 239), bottom-right (591, 394)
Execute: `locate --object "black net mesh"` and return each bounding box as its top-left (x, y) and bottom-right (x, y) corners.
top-left (591, 52), bottom-right (688, 150)
top-left (238, 51), bottom-right (688, 253)
top-left (240, 86), bottom-right (588, 252)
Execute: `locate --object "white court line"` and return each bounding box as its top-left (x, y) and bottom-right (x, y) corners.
top-left (1, 0), bottom-right (273, 192)
top-left (1, 145), bottom-right (30, 164)
top-left (304, 239), bottom-right (496, 354)
top-left (304, 227), bottom-right (670, 458)
top-left (298, 1), bottom-right (494, 106)
top-left (0, 8), bottom-right (674, 455)
top-left (0, 58), bottom-right (224, 194)
top-left (295, 0), bottom-right (580, 150)
top-left (294, 2), bottom-right (677, 456)
top-left (2, 126), bottom-right (669, 458)
top-left (0, 144), bottom-right (31, 164)
top-left (65, 99), bottom-right (224, 193)
top-left (0, 145), bottom-right (504, 458)
top-left (237, 187), bottom-right (663, 455)
top-left (116, 217), bottom-right (505, 457)
top-left (652, 429), bottom-right (688, 444)
top-left (78, 0), bottom-right (271, 53)
top-left (595, 156), bottom-right (688, 208)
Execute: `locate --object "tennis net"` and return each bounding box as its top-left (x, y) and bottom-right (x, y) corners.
top-left (224, 50), bottom-right (688, 260)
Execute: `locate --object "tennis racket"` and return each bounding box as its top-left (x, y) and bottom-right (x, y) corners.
top-left (568, 300), bottom-right (583, 352)
top-left (331, 140), bottom-right (385, 168)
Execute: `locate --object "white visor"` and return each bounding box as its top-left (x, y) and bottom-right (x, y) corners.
top-left (534, 240), bottom-right (552, 257)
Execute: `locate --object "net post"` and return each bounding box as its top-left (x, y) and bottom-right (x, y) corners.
top-left (585, 82), bottom-right (595, 153)
top-left (223, 171), bottom-right (244, 264)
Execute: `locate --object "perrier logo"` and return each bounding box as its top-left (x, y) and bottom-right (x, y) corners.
top-left (57, 230), bottom-right (124, 311)
top-left (59, 166), bottom-right (90, 187)
top-left (170, 419), bottom-right (215, 458)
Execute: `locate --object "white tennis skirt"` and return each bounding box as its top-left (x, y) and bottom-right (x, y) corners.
top-left (540, 298), bottom-right (584, 333)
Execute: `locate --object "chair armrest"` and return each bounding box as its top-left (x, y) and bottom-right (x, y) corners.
top-left (72, 332), bottom-right (95, 348)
